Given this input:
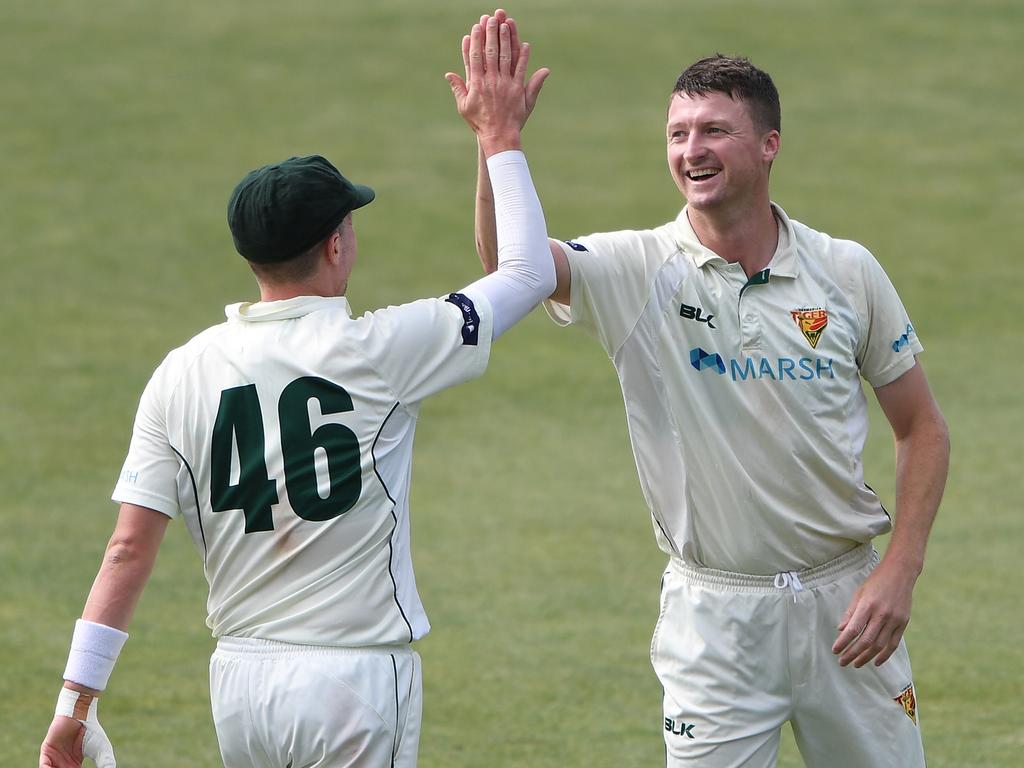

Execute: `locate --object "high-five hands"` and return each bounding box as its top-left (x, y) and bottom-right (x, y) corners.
top-left (446, 9), bottom-right (550, 154)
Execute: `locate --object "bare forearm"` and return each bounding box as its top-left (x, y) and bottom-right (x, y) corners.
top-left (82, 538), bottom-right (160, 630)
top-left (475, 140), bottom-right (499, 273)
top-left (882, 413), bottom-right (950, 576)
top-left (79, 504), bottom-right (169, 631)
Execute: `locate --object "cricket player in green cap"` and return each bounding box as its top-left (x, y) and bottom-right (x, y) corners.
top-left (40, 17), bottom-right (551, 768)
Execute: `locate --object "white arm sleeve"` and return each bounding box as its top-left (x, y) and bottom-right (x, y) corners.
top-left (460, 150), bottom-right (555, 340)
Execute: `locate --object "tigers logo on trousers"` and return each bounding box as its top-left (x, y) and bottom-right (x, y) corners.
top-left (894, 684), bottom-right (918, 725)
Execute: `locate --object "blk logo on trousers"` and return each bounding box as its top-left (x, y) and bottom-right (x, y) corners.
top-left (665, 718), bottom-right (696, 739)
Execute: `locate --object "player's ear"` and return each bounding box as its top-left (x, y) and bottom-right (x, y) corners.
top-left (762, 129), bottom-right (780, 164)
top-left (324, 230), bottom-right (343, 266)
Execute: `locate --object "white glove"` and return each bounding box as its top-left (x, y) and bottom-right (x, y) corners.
top-left (81, 715), bottom-right (116, 768)
top-left (55, 688), bottom-right (117, 767)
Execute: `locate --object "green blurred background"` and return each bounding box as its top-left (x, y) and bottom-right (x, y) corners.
top-left (3, 0), bottom-right (1021, 765)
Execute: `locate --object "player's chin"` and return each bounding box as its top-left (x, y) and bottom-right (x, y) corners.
top-left (683, 190), bottom-right (724, 211)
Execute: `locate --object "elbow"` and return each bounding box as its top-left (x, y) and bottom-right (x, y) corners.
top-left (103, 532), bottom-right (149, 571)
top-left (936, 411), bottom-right (951, 457)
top-left (539, 259), bottom-right (558, 298)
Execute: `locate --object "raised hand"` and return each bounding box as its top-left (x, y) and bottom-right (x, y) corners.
top-left (446, 11), bottom-right (549, 154)
top-left (483, 10), bottom-right (548, 118)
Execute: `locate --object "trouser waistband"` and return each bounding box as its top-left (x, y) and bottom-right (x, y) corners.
top-left (669, 543), bottom-right (875, 593)
top-left (214, 636), bottom-right (412, 660)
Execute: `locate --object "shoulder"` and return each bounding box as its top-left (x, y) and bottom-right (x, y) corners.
top-left (347, 296), bottom-right (484, 359)
top-left (147, 322), bottom-right (232, 393)
top-left (557, 223), bottom-right (681, 281)
top-left (789, 217), bottom-right (882, 281)
top-left (562, 223), bottom-right (677, 255)
top-left (352, 296), bottom-right (465, 336)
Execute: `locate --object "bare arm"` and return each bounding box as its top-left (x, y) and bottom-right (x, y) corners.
top-left (475, 140), bottom-right (498, 274)
top-left (832, 361), bottom-right (950, 667)
top-left (40, 503), bottom-right (169, 767)
top-left (81, 503), bottom-right (170, 631)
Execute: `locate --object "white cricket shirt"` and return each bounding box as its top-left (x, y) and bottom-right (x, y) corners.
top-left (546, 204), bottom-right (923, 573)
top-left (112, 293), bottom-right (492, 646)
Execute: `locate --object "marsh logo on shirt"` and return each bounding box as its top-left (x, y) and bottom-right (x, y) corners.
top-left (688, 348), bottom-right (835, 382)
top-left (689, 347), bottom-right (726, 375)
top-left (892, 323), bottom-right (915, 353)
top-left (894, 684), bottom-right (918, 725)
top-left (790, 308), bottom-right (829, 349)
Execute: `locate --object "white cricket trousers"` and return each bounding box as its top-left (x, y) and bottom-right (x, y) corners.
top-left (651, 544), bottom-right (925, 768)
top-left (210, 637), bottom-right (422, 768)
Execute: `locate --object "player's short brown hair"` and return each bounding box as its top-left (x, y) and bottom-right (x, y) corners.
top-left (247, 221), bottom-right (344, 284)
top-left (673, 55), bottom-right (781, 134)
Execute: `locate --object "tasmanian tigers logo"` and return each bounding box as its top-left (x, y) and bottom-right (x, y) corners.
top-left (790, 308), bottom-right (829, 349)
top-left (894, 684), bottom-right (918, 725)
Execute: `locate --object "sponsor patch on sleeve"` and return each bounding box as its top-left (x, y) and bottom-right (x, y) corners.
top-left (564, 240), bottom-right (589, 252)
top-left (445, 293), bottom-right (480, 346)
top-left (891, 323), bottom-right (916, 353)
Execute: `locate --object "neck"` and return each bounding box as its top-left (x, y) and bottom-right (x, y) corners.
top-left (687, 201), bottom-right (778, 278)
top-left (258, 279), bottom-right (347, 303)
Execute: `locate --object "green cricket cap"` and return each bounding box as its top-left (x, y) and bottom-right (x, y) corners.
top-left (227, 155), bottom-right (375, 264)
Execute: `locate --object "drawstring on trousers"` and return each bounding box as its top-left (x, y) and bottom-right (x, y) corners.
top-left (773, 571), bottom-right (804, 602)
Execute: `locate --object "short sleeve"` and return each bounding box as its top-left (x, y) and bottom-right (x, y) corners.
top-left (543, 231), bottom-right (669, 356)
top-left (362, 292), bottom-right (494, 404)
top-left (111, 364), bottom-right (182, 517)
top-left (851, 245), bottom-right (924, 388)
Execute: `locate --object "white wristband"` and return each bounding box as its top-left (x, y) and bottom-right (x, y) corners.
top-left (63, 619), bottom-right (129, 691)
top-left (55, 687), bottom-right (98, 721)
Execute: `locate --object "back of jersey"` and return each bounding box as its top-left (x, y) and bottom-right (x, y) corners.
top-left (112, 294), bottom-right (491, 647)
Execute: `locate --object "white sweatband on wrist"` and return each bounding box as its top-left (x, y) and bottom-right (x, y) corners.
top-left (462, 149), bottom-right (555, 340)
top-left (62, 619), bottom-right (129, 691)
top-left (55, 687), bottom-right (98, 721)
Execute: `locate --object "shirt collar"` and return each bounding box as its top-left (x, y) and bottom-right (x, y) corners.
top-left (670, 202), bottom-right (799, 278)
top-left (225, 295), bottom-right (352, 322)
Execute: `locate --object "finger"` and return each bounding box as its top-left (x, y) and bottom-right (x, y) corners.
top-left (836, 594), bottom-right (858, 632)
top-left (478, 12), bottom-right (491, 72)
top-left (498, 22), bottom-right (512, 77)
top-left (468, 23), bottom-right (484, 85)
top-left (445, 73), bottom-right (468, 104)
top-left (839, 615), bottom-right (884, 667)
top-left (484, 16), bottom-right (499, 82)
top-left (492, 9), bottom-right (511, 69)
top-left (513, 41), bottom-right (531, 84)
top-left (873, 632), bottom-right (903, 667)
top-left (525, 66), bottom-right (550, 113)
top-left (866, 615), bottom-right (907, 668)
top-left (505, 15), bottom-right (520, 71)
top-left (832, 604), bottom-right (869, 655)
top-left (83, 729), bottom-right (116, 768)
top-left (461, 34), bottom-right (471, 80)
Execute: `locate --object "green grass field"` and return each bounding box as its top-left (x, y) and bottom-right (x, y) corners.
top-left (4, 0), bottom-right (1022, 765)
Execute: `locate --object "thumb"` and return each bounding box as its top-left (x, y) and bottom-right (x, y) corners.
top-left (445, 73), bottom-right (468, 101)
top-left (82, 724), bottom-right (116, 768)
top-left (525, 67), bottom-right (550, 112)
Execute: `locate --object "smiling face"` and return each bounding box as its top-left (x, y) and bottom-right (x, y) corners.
top-left (666, 90), bottom-right (780, 213)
